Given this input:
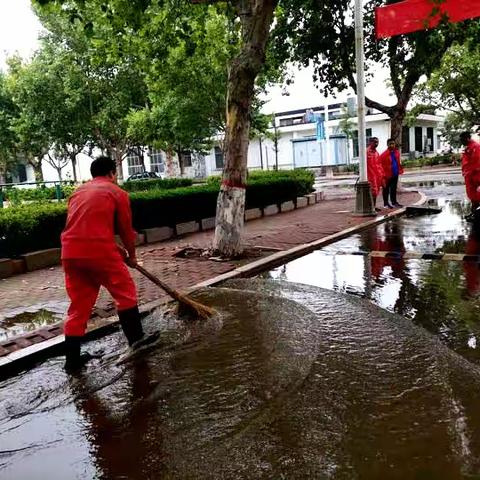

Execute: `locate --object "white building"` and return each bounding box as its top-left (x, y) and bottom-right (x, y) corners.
top-left (11, 102), bottom-right (444, 185)
top-left (204, 103), bottom-right (445, 176)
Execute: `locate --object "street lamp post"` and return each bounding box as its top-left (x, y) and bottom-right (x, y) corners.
top-left (354, 0), bottom-right (375, 216)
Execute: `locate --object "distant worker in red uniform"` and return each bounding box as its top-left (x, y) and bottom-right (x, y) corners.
top-left (61, 156), bottom-right (157, 373)
top-left (460, 131), bottom-right (480, 221)
top-left (380, 138), bottom-right (404, 209)
top-left (367, 137), bottom-right (384, 210)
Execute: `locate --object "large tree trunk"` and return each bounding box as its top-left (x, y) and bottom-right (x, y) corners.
top-left (213, 0), bottom-right (277, 257)
top-left (390, 107), bottom-right (407, 151)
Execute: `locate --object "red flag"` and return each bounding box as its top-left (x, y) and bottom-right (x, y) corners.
top-left (376, 0), bottom-right (480, 39)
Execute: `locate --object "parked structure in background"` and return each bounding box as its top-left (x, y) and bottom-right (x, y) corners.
top-left (204, 101), bottom-right (445, 176)
top-left (6, 101), bottom-right (444, 186)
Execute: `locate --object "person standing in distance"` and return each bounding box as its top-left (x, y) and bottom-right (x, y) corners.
top-left (367, 136), bottom-right (384, 211)
top-left (380, 138), bottom-right (404, 209)
top-left (460, 131), bottom-right (480, 222)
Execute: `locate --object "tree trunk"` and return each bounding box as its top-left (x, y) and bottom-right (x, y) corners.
top-left (390, 108), bottom-right (406, 151)
top-left (71, 156), bottom-right (78, 183)
top-left (165, 149), bottom-right (179, 177)
top-left (114, 150), bottom-right (124, 183)
top-left (176, 150), bottom-right (185, 177)
top-left (56, 167), bottom-right (63, 181)
top-left (213, 0), bottom-right (277, 257)
top-left (30, 160), bottom-right (44, 182)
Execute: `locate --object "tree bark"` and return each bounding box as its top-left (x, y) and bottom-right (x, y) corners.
top-left (29, 159), bottom-right (44, 182)
top-left (165, 149), bottom-right (176, 177)
top-left (113, 149), bottom-right (124, 183)
top-left (70, 155), bottom-right (78, 183)
top-left (390, 107), bottom-right (407, 152)
top-left (213, 0), bottom-right (277, 257)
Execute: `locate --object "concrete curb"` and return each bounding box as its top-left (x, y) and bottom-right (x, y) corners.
top-left (0, 191), bottom-right (427, 380)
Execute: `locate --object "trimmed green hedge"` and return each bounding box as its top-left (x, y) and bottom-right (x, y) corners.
top-left (0, 202), bottom-right (68, 258)
top-left (123, 177), bottom-right (193, 192)
top-left (3, 185), bottom-right (76, 203)
top-left (0, 171), bottom-right (314, 258)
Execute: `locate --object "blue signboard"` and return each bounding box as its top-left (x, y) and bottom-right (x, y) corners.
top-left (315, 114), bottom-right (325, 142)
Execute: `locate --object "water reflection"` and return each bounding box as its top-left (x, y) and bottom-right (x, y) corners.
top-left (268, 196), bottom-right (480, 363)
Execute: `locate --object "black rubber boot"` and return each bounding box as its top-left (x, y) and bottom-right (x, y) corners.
top-left (64, 336), bottom-right (93, 374)
top-left (119, 305), bottom-right (144, 346)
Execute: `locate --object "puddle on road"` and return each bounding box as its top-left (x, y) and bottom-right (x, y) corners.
top-left (268, 186), bottom-right (480, 364)
top-left (0, 308), bottom-right (65, 342)
top-left (2, 183), bottom-right (480, 478)
top-left (2, 281), bottom-right (480, 479)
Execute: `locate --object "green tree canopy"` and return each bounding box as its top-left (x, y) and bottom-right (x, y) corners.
top-left (270, 0), bottom-right (477, 146)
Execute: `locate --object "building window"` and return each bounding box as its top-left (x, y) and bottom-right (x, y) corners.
top-left (415, 127), bottom-right (423, 152)
top-left (352, 128), bottom-right (372, 158)
top-left (279, 116), bottom-right (304, 127)
top-left (180, 152), bottom-right (192, 168)
top-left (149, 148), bottom-right (164, 174)
top-left (402, 126), bottom-right (410, 152)
top-left (427, 127), bottom-right (434, 152)
top-left (127, 153), bottom-right (143, 176)
top-left (214, 146), bottom-right (224, 169)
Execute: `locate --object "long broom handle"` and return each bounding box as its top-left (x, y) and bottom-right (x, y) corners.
top-left (135, 264), bottom-right (180, 301)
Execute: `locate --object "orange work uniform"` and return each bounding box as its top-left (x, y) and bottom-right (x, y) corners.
top-left (61, 177), bottom-right (138, 337)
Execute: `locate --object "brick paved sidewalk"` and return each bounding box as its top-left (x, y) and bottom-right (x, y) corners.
top-left (0, 191), bottom-right (420, 347)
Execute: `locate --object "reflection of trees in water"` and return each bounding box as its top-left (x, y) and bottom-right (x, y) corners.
top-left (436, 239), bottom-right (468, 254)
top-left (360, 219), bottom-right (480, 361)
top-left (447, 199), bottom-right (470, 218)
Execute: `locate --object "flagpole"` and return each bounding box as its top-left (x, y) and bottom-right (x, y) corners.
top-left (354, 0), bottom-right (375, 216)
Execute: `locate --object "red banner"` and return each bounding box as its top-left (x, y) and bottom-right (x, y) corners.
top-left (376, 0), bottom-right (480, 39)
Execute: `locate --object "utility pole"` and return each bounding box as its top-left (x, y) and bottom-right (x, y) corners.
top-left (354, 0), bottom-right (375, 216)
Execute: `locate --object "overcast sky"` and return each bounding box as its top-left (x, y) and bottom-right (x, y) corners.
top-left (0, 0), bottom-right (395, 113)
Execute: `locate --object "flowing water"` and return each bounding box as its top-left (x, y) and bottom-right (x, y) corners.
top-left (2, 184), bottom-right (480, 479)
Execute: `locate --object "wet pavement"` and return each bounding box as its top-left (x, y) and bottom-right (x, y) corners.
top-left (268, 184), bottom-right (480, 365)
top-left (3, 280), bottom-right (480, 479)
top-left (3, 183), bottom-right (480, 479)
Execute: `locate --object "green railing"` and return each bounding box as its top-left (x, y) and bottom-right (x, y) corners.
top-left (0, 180), bottom-right (75, 208)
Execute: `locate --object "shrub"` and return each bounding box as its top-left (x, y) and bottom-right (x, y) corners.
top-left (0, 202), bottom-right (68, 258)
top-left (3, 184), bottom-right (75, 203)
top-left (0, 171), bottom-right (315, 257)
top-left (122, 177), bottom-right (193, 192)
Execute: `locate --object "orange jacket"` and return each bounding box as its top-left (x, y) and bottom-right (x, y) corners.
top-left (462, 140), bottom-right (480, 178)
top-left (379, 148), bottom-right (404, 179)
top-left (61, 177), bottom-right (137, 260)
top-left (367, 146), bottom-right (384, 196)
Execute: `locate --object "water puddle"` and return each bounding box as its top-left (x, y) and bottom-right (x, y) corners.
top-left (2, 281), bottom-right (480, 478)
top-left (2, 183), bottom-right (480, 478)
top-left (0, 306), bottom-right (65, 342)
top-left (267, 186), bottom-right (480, 364)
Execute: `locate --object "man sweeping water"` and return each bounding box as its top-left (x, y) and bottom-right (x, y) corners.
top-left (61, 156), bottom-right (158, 373)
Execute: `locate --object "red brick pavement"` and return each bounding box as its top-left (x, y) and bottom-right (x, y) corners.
top-left (0, 191), bottom-right (420, 355)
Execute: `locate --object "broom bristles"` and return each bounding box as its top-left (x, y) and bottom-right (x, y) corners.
top-left (177, 292), bottom-right (216, 319)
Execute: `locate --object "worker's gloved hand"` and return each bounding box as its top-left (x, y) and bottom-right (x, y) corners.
top-left (126, 256), bottom-right (138, 268)
top-left (117, 245), bottom-right (137, 268)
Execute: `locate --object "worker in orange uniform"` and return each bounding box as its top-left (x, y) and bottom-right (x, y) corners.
top-left (367, 137), bottom-right (384, 211)
top-left (61, 156), bottom-right (158, 373)
top-left (380, 138), bottom-right (404, 209)
top-left (460, 131), bottom-right (480, 222)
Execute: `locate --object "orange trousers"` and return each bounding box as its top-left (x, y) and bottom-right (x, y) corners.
top-left (63, 256), bottom-right (137, 336)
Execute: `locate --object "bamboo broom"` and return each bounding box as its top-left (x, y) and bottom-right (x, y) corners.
top-left (135, 264), bottom-right (216, 320)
